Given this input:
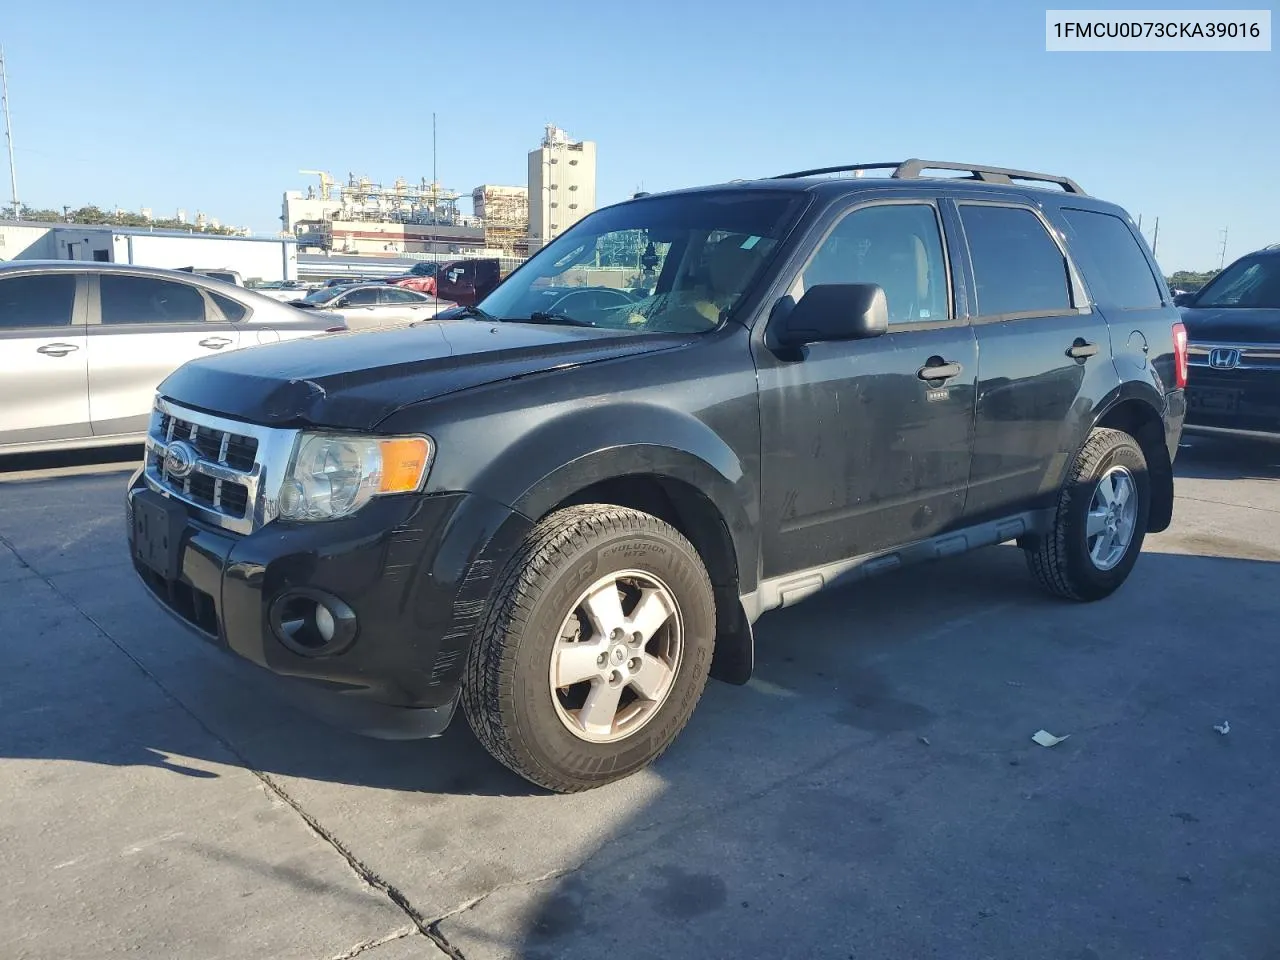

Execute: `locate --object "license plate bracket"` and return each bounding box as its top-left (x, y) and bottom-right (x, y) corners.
top-left (1190, 387), bottom-right (1239, 414)
top-left (132, 490), bottom-right (187, 581)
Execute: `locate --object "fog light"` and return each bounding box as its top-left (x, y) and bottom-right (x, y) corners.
top-left (315, 603), bottom-right (336, 643)
top-left (268, 589), bottom-right (357, 657)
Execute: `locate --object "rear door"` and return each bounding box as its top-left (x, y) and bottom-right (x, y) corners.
top-left (948, 199), bottom-right (1118, 525)
top-left (0, 271), bottom-right (90, 448)
top-left (86, 273), bottom-right (243, 438)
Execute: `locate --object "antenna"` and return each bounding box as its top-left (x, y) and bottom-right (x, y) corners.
top-left (432, 112), bottom-right (437, 199)
top-left (0, 46), bottom-right (18, 221)
top-left (1151, 217), bottom-right (1159, 257)
top-left (1217, 227), bottom-right (1229, 269)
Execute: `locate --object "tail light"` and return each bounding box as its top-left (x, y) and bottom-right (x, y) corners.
top-left (1172, 322), bottom-right (1188, 389)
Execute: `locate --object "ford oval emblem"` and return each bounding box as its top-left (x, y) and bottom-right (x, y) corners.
top-left (163, 440), bottom-right (199, 479)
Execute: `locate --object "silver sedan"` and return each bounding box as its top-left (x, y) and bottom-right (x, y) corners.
top-left (292, 283), bottom-right (454, 330)
top-left (0, 261), bottom-right (346, 455)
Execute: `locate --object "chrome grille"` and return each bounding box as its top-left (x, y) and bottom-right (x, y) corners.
top-left (143, 397), bottom-right (300, 536)
top-left (1188, 341), bottom-right (1280, 372)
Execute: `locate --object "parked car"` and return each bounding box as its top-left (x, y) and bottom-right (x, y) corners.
top-left (125, 158), bottom-right (1184, 793)
top-left (0, 261), bottom-right (346, 455)
top-left (1177, 243), bottom-right (1280, 441)
top-left (432, 258), bottom-right (502, 306)
top-left (250, 280), bottom-right (316, 303)
top-left (385, 261), bottom-right (442, 294)
top-left (292, 282), bottom-right (453, 330)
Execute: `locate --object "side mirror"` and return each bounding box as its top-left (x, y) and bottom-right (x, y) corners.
top-left (774, 283), bottom-right (889, 348)
top-left (1173, 292), bottom-right (1196, 307)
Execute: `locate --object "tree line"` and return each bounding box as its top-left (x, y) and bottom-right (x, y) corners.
top-left (1166, 269), bottom-right (1220, 292)
top-left (2, 203), bottom-right (238, 236)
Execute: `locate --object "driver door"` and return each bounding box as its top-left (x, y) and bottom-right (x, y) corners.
top-left (754, 198), bottom-right (977, 577)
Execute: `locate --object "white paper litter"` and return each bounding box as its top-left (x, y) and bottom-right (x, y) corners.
top-left (1032, 729), bottom-right (1070, 747)
top-left (1214, 721), bottom-right (1230, 735)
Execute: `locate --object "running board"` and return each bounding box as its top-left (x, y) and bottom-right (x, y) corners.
top-left (741, 509), bottom-right (1053, 623)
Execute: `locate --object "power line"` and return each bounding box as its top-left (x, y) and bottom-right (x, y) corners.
top-left (0, 46), bottom-right (19, 220)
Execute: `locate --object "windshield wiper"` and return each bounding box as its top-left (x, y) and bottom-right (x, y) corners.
top-left (520, 311), bottom-right (596, 327)
top-left (448, 304), bottom-right (497, 322)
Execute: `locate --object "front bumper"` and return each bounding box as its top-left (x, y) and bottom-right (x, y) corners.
top-left (126, 470), bottom-right (532, 739)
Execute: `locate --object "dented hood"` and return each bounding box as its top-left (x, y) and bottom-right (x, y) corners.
top-left (157, 318), bottom-right (692, 430)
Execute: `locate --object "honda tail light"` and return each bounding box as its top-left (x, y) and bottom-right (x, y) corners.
top-left (1172, 322), bottom-right (1188, 389)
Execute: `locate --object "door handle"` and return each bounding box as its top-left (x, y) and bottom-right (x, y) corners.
top-left (917, 358), bottom-right (963, 381)
top-left (1067, 338), bottom-right (1099, 360)
top-left (199, 336), bottom-right (232, 349)
top-left (36, 343), bottom-right (79, 357)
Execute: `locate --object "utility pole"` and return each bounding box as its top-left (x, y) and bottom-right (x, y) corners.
top-left (1218, 227), bottom-right (1229, 269)
top-left (0, 46), bottom-right (19, 221)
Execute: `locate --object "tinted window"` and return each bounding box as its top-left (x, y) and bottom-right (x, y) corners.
top-left (100, 275), bottom-right (207, 324)
top-left (380, 288), bottom-right (421, 304)
top-left (211, 291), bottom-right (248, 322)
top-left (959, 205), bottom-right (1072, 317)
top-left (0, 274), bottom-right (76, 329)
top-left (1062, 209), bottom-right (1162, 309)
top-left (342, 288), bottom-right (379, 306)
top-left (800, 203), bottom-right (949, 323)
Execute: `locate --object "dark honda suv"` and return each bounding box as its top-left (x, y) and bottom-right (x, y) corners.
top-left (1177, 244), bottom-right (1280, 441)
top-left (125, 159), bottom-right (1186, 793)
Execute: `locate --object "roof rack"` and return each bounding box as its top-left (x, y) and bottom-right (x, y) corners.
top-left (771, 158), bottom-right (1086, 195)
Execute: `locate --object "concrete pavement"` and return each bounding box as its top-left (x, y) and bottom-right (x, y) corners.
top-left (1, 439), bottom-right (1277, 959)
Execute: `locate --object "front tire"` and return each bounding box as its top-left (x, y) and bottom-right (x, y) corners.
top-left (462, 504), bottom-right (715, 793)
top-left (1027, 427), bottom-right (1151, 601)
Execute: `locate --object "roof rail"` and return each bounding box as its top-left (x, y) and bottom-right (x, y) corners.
top-left (772, 158), bottom-right (1086, 195)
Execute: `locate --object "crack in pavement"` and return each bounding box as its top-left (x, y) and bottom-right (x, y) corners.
top-left (1173, 493), bottom-right (1280, 514)
top-left (324, 925), bottom-right (418, 960)
top-left (0, 532), bottom-right (465, 958)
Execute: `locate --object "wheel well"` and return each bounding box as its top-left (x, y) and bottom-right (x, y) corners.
top-left (549, 475), bottom-right (753, 684)
top-left (1097, 399), bottom-right (1174, 533)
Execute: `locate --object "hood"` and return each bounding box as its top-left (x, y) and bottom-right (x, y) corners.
top-left (157, 319), bottom-right (694, 431)
top-left (1180, 306), bottom-right (1280, 344)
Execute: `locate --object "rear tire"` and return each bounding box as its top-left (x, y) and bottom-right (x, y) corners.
top-left (1027, 427), bottom-right (1151, 601)
top-left (462, 504), bottom-right (715, 793)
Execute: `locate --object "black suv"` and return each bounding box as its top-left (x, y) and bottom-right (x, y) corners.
top-left (126, 159), bottom-right (1187, 793)
top-left (1176, 243), bottom-right (1280, 441)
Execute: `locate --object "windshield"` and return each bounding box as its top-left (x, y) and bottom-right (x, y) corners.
top-left (410, 262), bottom-right (439, 276)
top-left (303, 287), bottom-right (345, 304)
top-left (1194, 256), bottom-right (1280, 309)
top-left (479, 191), bottom-right (801, 333)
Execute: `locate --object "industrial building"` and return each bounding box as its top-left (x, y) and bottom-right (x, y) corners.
top-left (0, 220), bottom-right (298, 282)
top-left (280, 125), bottom-right (595, 259)
top-left (528, 125), bottom-right (597, 244)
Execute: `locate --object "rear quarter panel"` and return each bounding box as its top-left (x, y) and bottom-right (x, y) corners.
top-left (1048, 199), bottom-right (1185, 461)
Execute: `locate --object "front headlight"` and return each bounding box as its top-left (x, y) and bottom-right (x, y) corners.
top-left (277, 433), bottom-right (433, 521)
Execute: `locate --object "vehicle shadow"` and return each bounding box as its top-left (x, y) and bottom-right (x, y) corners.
top-left (0, 443), bottom-right (144, 476)
top-left (460, 546), bottom-right (1280, 960)
top-left (1174, 436), bottom-right (1280, 481)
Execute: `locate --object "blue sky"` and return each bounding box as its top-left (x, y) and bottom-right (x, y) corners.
top-left (2, 0), bottom-right (1275, 270)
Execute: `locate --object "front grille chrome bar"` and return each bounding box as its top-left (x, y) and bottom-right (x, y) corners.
top-left (142, 397), bottom-right (301, 536)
